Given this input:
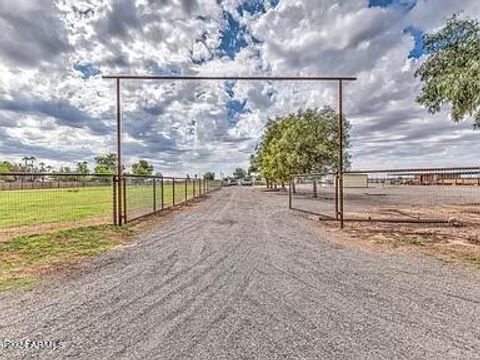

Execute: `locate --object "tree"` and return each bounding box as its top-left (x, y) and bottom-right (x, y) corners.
top-left (54, 166), bottom-right (73, 181)
top-left (21, 156), bottom-right (36, 172)
top-left (233, 167), bottom-right (246, 179)
top-left (76, 161), bottom-right (90, 175)
top-left (203, 172), bottom-right (215, 181)
top-left (38, 162), bottom-right (47, 173)
top-left (252, 107), bottom-right (350, 187)
top-left (0, 161), bottom-right (13, 173)
top-left (94, 153), bottom-right (116, 174)
top-left (247, 154), bottom-right (259, 175)
top-left (0, 161), bottom-right (14, 182)
top-left (132, 160), bottom-right (153, 176)
top-left (415, 15), bottom-right (480, 127)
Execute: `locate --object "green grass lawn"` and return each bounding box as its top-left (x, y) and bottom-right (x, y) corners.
top-left (0, 225), bottom-right (134, 291)
top-left (0, 181), bottom-right (200, 230)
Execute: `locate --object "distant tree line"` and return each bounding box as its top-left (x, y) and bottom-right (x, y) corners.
top-left (0, 153), bottom-right (155, 181)
top-left (0, 154), bottom-right (217, 182)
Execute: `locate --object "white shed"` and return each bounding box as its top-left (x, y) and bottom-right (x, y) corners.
top-left (343, 174), bottom-right (368, 188)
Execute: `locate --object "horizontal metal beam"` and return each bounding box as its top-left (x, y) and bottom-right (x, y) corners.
top-left (102, 75), bottom-right (357, 81)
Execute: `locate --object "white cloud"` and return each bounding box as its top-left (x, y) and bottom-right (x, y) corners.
top-left (0, 0), bottom-right (478, 176)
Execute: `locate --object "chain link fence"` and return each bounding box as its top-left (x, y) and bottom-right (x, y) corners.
top-left (290, 167), bottom-right (480, 226)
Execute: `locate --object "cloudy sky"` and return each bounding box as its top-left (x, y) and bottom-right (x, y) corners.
top-left (0, 0), bottom-right (479, 176)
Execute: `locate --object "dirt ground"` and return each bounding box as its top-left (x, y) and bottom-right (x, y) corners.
top-left (291, 185), bottom-right (480, 267)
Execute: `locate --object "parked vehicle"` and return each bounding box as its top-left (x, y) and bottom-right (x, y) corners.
top-left (222, 178), bottom-right (238, 186)
top-left (240, 177), bottom-right (253, 186)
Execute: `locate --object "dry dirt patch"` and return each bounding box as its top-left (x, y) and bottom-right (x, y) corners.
top-left (319, 204), bottom-right (480, 268)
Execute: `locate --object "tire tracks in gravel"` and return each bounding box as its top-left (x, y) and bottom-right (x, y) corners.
top-left (267, 209), bottom-right (478, 351)
top-left (1, 187), bottom-right (480, 360)
top-left (0, 191), bottom-right (232, 338)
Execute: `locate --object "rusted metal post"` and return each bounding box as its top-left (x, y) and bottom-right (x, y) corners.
top-left (122, 176), bottom-right (127, 223)
top-left (116, 78), bottom-right (123, 226)
top-left (193, 175), bottom-right (197, 198)
top-left (338, 80), bottom-right (344, 229)
top-left (153, 178), bottom-right (157, 212)
top-left (335, 173), bottom-right (339, 220)
top-left (113, 175), bottom-right (117, 225)
top-left (172, 178), bottom-right (175, 205)
top-left (288, 178), bottom-right (292, 209)
top-left (161, 177), bottom-right (164, 210)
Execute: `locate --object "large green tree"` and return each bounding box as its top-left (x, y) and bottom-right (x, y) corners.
top-left (0, 161), bottom-right (13, 173)
top-left (0, 161), bottom-right (14, 181)
top-left (203, 171), bottom-right (215, 181)
top-left (94, 153), bottom-right (117, 175)
top-left (132, 160), bottom-right (154, 176)
top-left (76, 161), bottom-right (90, 175)
top-left (252, 106), bottom-right (350, 186)
top-left (415, 15), bottom-right (480, 127)
top-left (233, 167), bottom-right (246, 179)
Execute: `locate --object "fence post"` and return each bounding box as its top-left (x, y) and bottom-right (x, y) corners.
top-left (185, 178), bottom-right (187, 203)
top-left (289, 178), bottom-right (292, 209)
top-left (113, 176), bottom-right (118, 225)
top-left (339, 172), bottom-right (344, 229)
top-left (313, 178), bottom-right (318, 198)
top-left (153, 178), bottom-right (157, 212)
top-left (193, 175), bottom-right (196, 198)
top-left (173, 178), bottom-right (175, 206)
top-left (161, 177), bottom-right (164, 210)
top-left (122, 176), bottom-right (127, 223)
top-left (335, 172), bottom-right (339, 220)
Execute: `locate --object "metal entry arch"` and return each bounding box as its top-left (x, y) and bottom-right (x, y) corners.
top-left (102, 74), bottom-right (357, 227)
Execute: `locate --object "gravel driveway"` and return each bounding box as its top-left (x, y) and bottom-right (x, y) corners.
top-left (1, 187), bottom-right (479, 359)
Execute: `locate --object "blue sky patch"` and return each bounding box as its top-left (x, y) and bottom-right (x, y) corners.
top-left (226, 99), bottom-right (247, 124)
top-left (404, 26), bottom-right (426, 58)
top-left (237, 0), bottom-right (265, 16)
top-left (225, 80), bottom-right (236, 97)
top-left (217, 11), bottom-right (249, 59)
top-left (368, 0), bottom-right (416, 11)
top-left (213, 1), bottom-right (277, 61)
top-left (73, 62), bottom-right (101, 79)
